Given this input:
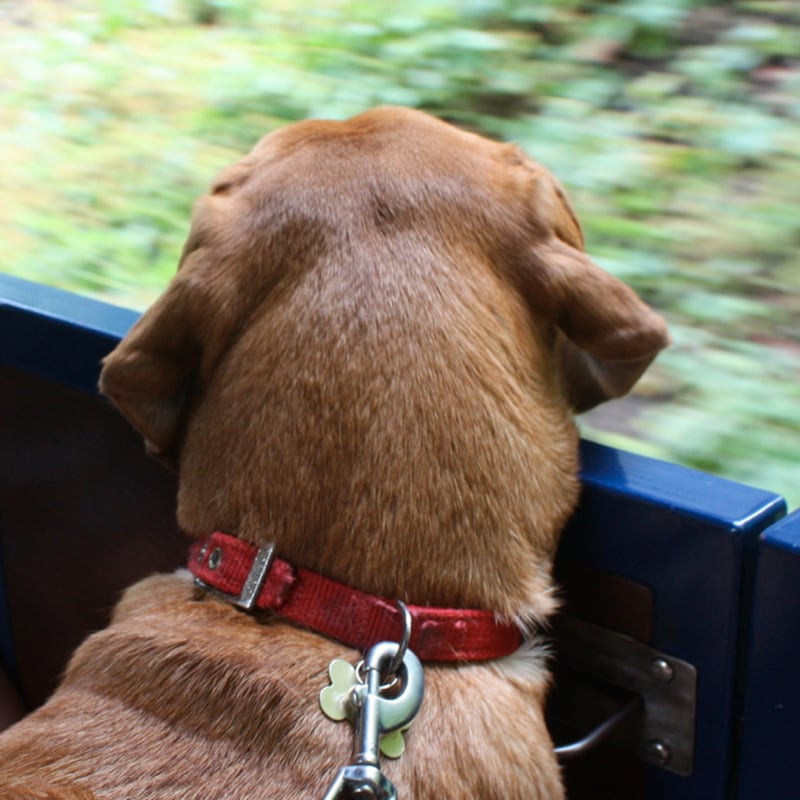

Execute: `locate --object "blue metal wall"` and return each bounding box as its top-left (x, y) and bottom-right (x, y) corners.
top-left (737, 510), bottom-right (800, 800)
top-left (560, 442), bottom-right (785, 799)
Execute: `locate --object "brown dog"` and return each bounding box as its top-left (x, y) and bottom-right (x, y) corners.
top-left (0, 107), bottom-right (668, 799)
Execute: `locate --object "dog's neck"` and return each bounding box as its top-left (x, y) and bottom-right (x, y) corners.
top-left (173, 250), bottom-right (582, 624)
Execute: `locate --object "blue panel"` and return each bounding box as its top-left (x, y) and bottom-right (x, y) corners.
top-left (737, 510), bottom-right (800, 800)
top-left (560, 441), bottom-right (787, 800)
top-left (579, 440), bottom-right (786, 532)
top-left (0, 276), bottom-right (144, 689)
top-left (0, 273), bottom-right (139, 394)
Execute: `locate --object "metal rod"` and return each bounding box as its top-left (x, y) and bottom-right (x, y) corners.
top-left (554, 696), bottom-right (643, 762)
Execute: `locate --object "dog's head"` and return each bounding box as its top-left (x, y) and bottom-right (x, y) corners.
top-left (100, 108), bottom-right (669, 460)
top-left (100, 107), bottom-right (668, 471)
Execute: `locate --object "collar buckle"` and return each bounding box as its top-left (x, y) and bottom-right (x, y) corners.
top-left (194, 542), bottom-right (276, 610)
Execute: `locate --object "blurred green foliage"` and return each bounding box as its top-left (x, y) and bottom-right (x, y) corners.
top-left (1, 0), bottom-right (798, 506)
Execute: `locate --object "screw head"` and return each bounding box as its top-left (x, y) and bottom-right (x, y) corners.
top-left (650, 657), bottom-right (675, 683)
top-left (646, 740), bottom-right (672, 766)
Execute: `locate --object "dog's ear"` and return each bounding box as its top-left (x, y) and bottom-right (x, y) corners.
top-left (99, 241), bottom-right (251, 469)
top-left (516, 175), bottom-right (670, 413)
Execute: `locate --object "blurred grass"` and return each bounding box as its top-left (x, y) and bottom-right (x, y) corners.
top-left (1, 0), bottom-right (798, 506)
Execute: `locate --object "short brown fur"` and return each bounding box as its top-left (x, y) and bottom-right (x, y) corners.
top-left (0, 107), bottom-right (668, 799)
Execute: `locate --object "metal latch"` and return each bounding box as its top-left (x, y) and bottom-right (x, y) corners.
top-left (552, 615), bottom-right (697, 776)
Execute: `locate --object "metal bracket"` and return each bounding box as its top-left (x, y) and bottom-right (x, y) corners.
top-left (553, 615), bottom-right (697, 776)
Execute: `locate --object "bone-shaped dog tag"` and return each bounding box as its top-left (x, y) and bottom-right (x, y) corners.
top-left (320, 645), bottom-right (424, 759)
top-left (320, 658), bottom-right (358, 723)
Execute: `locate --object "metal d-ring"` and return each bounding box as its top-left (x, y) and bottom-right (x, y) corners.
top-left (386, 600), bottom-right (413, 682)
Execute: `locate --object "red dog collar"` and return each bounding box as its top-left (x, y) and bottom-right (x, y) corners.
top-left (188, 531), bottom-right (522, 662)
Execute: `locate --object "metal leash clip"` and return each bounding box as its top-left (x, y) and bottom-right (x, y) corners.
top-left (321, 603), bottom-right (424, 800)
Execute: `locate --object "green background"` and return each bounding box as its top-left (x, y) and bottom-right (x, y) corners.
top-left (2, 0), bottom-right (798, 506)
